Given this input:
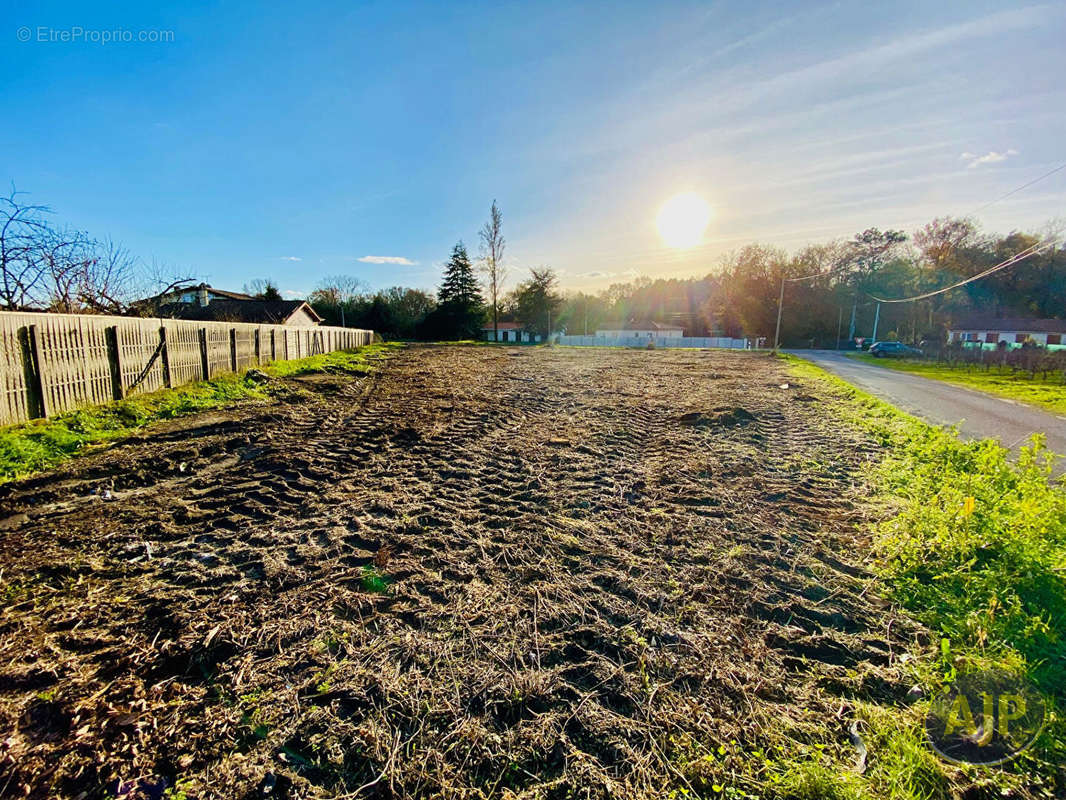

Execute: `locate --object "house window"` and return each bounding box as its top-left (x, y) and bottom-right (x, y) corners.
top-left (985, 332), bottom-right (999, 344)
top-left (1048, 334), bottom-right (1062, 345)
top-left (960, 332), bottom-right (978, 342)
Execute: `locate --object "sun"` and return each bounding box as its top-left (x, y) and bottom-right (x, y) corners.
top-left (656, 192), bottom-right (712, 248)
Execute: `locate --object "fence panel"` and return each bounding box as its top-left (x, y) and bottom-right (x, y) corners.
top-left (0, 310), bottom-right (373, 425)
top-left (164, 321), bottom-right (204, 385)
top-left (234, 327), bottom-right (256, 370)
top-left (0, 317), bottom-right (30, 425)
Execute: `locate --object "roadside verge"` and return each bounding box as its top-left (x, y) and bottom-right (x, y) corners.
top-left (783, 353), bottom-right (1064, 798)
top-left (846, 353), bottom-right (1066, 416)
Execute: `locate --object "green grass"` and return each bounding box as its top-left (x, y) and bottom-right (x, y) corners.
top-left (0, 343), bottom-right (400, 483)
top-left (359, 564), bottom-right (391, 594)
top-left (264, 341), bottom-right (402, 377)
top-left (781, 353), bottom-right (1066, 798)
top-left (848, 353), bottom-right (1066, 416)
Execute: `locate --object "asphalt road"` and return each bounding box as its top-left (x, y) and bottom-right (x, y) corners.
top-left (790, 350), bottom-right (1066, 471)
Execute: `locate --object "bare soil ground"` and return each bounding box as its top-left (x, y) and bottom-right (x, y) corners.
top-left (0, 345), bottom-right (925, 799)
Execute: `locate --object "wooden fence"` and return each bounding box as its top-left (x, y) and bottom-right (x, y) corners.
top-left (0, 310), bottom-right (374, 426)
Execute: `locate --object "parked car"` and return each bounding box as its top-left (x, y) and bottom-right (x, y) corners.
top-left (869, 341), bottom-right (922, 358)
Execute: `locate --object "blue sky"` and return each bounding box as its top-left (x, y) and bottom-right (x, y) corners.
top-left (3, 1), bottom-right (1064, 297)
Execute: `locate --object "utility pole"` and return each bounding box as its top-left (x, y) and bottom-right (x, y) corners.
top-left (871, 302), bottom-right (881, 342)
top-left (773, 276), bottom-right (785, 352)
top-left (835, 307), bottom-right (843, 350)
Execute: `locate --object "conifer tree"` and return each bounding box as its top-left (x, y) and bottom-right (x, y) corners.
top-left (418, 241), bottom-right (484, 339)
top-left (438, 241), bottom-right (482, 308)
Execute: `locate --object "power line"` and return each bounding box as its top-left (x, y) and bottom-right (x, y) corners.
top-left (771, 162), bottom-right (1066, 288)
top-left (966, 161), bottom-right (1066, 217)
top-left (772, 161), bottom-right (1066, 349)
top-left (865, 238), bottom-right (1059, 304)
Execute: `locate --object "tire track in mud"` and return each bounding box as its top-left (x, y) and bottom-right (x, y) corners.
top-left (0, 345), bottom-right (926, 799)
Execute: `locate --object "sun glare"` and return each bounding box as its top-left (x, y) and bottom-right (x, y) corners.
top-left (656, 192), bottom-right (712, 248)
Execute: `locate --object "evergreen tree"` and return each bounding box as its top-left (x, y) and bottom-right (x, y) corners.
top-left (438, 242), bottom-right (482, 307)
top-left (419, 242), bottom-right (484, 339)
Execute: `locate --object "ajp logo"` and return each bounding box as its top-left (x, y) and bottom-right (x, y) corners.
top-left (925, 670), bottom-right (1045, 765)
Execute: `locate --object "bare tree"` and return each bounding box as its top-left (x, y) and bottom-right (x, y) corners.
top-left (0, 187), bottom-right (51, 309)
top-left (308, 275), bottom-right (367, 326)
top-left (243, 278), bottom-right (283, 300)
top-left (1, 186), bottom-right (198, 315)
top-left (309, 274), bottom-right (365, 306)
top-left (478, 199), bottom-right (507, 340)
top-left (80, 237), bottom-right (143, 312)
top-left (140, 258), bottom-right (199, 299)
top-left (40, 227), bottom-right (96, 312)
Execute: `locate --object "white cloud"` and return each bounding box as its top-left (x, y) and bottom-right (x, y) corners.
top-left (962, 149), bottom-right (1019, 168)
top-left (357, 255), bottom-right (417, 265)
top-left (279, 256), bottom-right (302, 262)
top-left (282, 289), bottom-right (305, 299)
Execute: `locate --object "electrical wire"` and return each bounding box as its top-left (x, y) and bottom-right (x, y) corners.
top-left (771, 161), bottom-right (1066, 287)
top-left (965, 161), bottom-right (1066, 217)
top-left (865, 238), bottom-right (1060, 303)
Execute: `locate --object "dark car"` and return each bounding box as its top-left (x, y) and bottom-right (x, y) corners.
top-left (869, 341), bottom-right (922, 358)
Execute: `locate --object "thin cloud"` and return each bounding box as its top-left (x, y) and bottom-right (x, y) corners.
top-left (575, 269), bottom-right (640, 280)
top-left (357, 255), bottom-right (417, 265)
top-left (279, 256), bottom-right (302, 261)
top-left (961, 149), bottom-right (1019, 168)
top-left (282, 289), bottom-right (305, 299)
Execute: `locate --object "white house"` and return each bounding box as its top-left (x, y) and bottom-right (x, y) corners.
top-left (595, 320), bottom-right (685, 338)
top-left (482, 322), bottom-right (543, 343)
top-left (947, 316), bottom-right (1066, 350)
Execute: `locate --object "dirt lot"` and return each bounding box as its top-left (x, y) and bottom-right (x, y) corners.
top-left (0, 345), bottom-right (925, 799)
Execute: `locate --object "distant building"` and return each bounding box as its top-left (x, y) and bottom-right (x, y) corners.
top-left (948, 315), bottom-right (1066, 350)
top-left (157, 284), bottom-right (257, 305)
top-left (482, 322), bottom-right (542, 343)
top-left (595, 320), bottom-right (685, 339)
top-left (136, 283), bottom-right (322, 326)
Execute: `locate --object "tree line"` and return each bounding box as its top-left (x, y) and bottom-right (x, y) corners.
top-left (5, 182), bottom-right (1061, 347)
top-left (311, 217), bottom-right (1064, 346)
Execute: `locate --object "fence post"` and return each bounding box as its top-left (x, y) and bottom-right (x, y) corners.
top-left (105, 325), bottom-right (124, 401)
top-left (159, 326), bottom-right (172, 388)
top-left (229, 328), bottom-right (238, 372)
top-left (198, 328), bottom-right (210, 380)
top-left (21, 325), bottom-right (50, 419)
top-left (254, 328), bottom-right (261, 364)
top-left (270, 329), bottom-right (276, 361)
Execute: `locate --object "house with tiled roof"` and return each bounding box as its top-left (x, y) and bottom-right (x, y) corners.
top-left (136, 283), bottom-right (322, 326)
top-left (948, 315), bottom-right (1066, 350)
